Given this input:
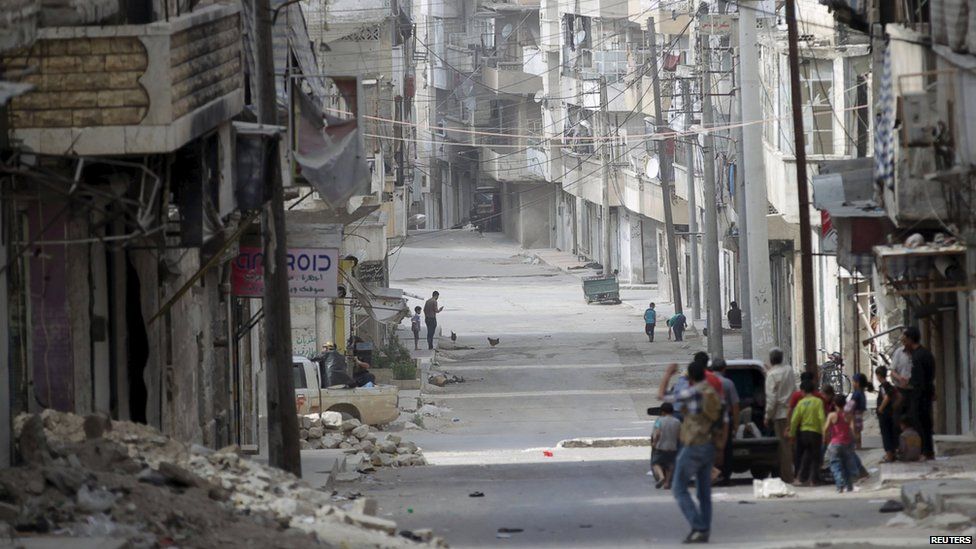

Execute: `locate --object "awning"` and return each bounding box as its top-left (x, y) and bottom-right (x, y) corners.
top-left (344, 273), bottom-right (408, 325)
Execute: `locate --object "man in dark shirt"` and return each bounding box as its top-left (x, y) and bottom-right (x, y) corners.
top-left (727, 301), bottom-right (742, 329)
top-left (423, 291), bottom-right (444, 350)
top-left (903, 326), bottom-right (936, 459)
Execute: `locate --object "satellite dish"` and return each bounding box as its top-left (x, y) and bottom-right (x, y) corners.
top-left (501, 24), bottom-right (514, 39)
top-left (574, 30), bottom-right (586, 46)
top-left (533, 90), bottom-right (545, 103)
top-left (645, 156), bottom-right (660, 179)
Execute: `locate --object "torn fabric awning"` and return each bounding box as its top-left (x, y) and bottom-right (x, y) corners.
top-left (293, 81), bottom-right (371, 209)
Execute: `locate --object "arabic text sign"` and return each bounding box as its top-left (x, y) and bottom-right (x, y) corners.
top-left (231, 246), bottom-right (339, 298)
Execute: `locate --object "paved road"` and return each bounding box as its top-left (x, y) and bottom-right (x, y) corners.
top-left (352, 230), bottom-right (930, 547)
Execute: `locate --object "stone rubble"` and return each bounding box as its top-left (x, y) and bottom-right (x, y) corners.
top-left (297, 413), bottom-right (427, 468)
top-left (8, 410), bottom-right (446, 548)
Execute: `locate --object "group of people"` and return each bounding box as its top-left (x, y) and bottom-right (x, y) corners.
top-left (410, 291), bottom-right (444, 350)
top-left (651, 326), bottom-right (938, 544)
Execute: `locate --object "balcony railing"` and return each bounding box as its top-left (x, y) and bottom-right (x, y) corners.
top-left (3, 3), bottom-right (243, 155)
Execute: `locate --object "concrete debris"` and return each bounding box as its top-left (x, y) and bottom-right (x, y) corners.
top-left (297, 414), bottom-right (426, 469)
top-left (927, 512), bottom-right (973, 530)
top-left (321, 411), bottom-right (344, 428)
top-left (9, 411), bottom-right (444, 548)
top-left (886, 512), bottom-right (918, 528)
top-left (753, 478), bottom-right (796, 499)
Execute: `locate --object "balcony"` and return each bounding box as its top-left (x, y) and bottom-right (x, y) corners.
top-left (483, 149), bottom-right (546, 182)
top-left (3, 3), bottom-right (243, 155)
top-left (446, 44), bottom-right (476, 73)
top-left (578, 0), bottom-right (628, 20)
top-left (439, 101), bottom-right (494, 146)
top-left (483, 61), bottom-right (543, 96)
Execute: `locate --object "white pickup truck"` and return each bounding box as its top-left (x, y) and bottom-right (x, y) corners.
top-left (292, 356), bottom-right (399, 426)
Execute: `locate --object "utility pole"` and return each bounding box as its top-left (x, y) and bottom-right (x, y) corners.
top-left (598, 76), bottom-right (613, 273)
top-left (252, 0), bottom-right (302, 476)
top-left (699, 34), bottom-right (723, 358)
top-left (647, 17), bottom-right (683, 314)
top-left (737, 0), bottom-right (773, 361)
top-left (682, 80), bottom-right (701, 322)
top-left (784, 0), bottom-right (818, 374)
top-left (733, 96), bottom-right (752, 359)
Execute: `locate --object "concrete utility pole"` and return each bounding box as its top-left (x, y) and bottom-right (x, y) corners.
top-left (598, 76), bottom-right (613, 273)
top-left (737, 0), bottom-right (774, 361)
top-left (699, 35), bottom-right (723, 358)
top-left (252, 0), bottom-right (302, 476)
top-left (784, 0), bottom-right (818, 373)
top-left (682, 80), bottom-right (701, 321)
top-left (733, 93), bottom-right (752, 359)
top-left (647, 17), bottom-right (683, 314)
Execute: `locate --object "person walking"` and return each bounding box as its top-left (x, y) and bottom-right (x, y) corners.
top-left (823, 395), bottom-right (859, 492)
top-left (845, 373), bottom-right (873, 450)
top-left (644, 303), bottom-right (657, 342)
top-left (710, 359), bottom-right (740, 485)
top-left (875, 366), bottom-right (900, 463)
top-left (423, 291), bottom-right (443, 350)
top-left (788, 379), bottom-right (826, 486)
top-left (658, 361), bottom-right (722, 544)
top-left (903, 326), bottom-right (936, 459)
top-left (764, 347), bottom-right (796, 483)
top-left (650, 402), bottom-right (681, 489)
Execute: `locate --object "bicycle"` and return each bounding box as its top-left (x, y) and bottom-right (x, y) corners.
top-left (818, 349), bottom-right (852, 396)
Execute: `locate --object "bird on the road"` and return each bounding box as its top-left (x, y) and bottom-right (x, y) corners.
top-left (450, 331), bottom-right (457, 342)
top-left (488, 337), bottom-right (500, 347)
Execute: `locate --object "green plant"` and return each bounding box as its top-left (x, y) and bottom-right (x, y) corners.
top-left (392, 360), bottom-right (417, 381)
top-left (374, 333), bottom-right (412, 369)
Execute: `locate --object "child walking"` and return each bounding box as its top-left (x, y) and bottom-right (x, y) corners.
top-left (788, 380), bottom-right (826, 486)
top-left (823, 395), bottom-right (859, 493)
top-left (845, 373), bottom-right (873, 449)
top-left (410, 306), bottom-right (422, 350)
top-left (649, 402), bottom-right (681, 489)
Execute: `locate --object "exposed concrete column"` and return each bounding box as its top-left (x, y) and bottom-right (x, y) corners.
top-left (738, 0), bottom-right (775, 359)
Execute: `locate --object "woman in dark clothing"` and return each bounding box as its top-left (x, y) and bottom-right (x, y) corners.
top-left (875, 366), bottom-right (900, 463)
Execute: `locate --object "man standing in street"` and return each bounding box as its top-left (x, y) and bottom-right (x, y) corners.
top-left (644, 302), bottom-right (657, 342)
top-left (658, 361), bottom-right (722, 544)
top-left (764, 347), bottom-right (796, 483)
top-left (423, 291), bottom-right (443, 350)
top-left (711, 358), bottom-right (740, 485)
top-left (903, 327), bottom-right (936, 459)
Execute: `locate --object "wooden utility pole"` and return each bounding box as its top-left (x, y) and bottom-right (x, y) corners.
top-left (647, 17), bottom-right (683, 314)
top-left (699, 34), bottom-right (723, 358)
top-left (784, 0), bottom-right (818, 373)
top-left (252, 0), bottom-right (302, 476)
top-left (598, 76), bottom-right (614, 273)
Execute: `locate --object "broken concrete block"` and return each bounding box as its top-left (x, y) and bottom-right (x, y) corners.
top-left (299, 429), bottom-right (309, 441)
top-left (339, 441), bottom-right (352, 450)
top-left (158, 461), bottom-right (204, 488)
top-left (753, 478), bottom-right (795, 499)
top-left (321, 434), bottom-right (343, 449)
top-left (321, 411), bottom-right (343, 429)
top-left (428, 375), bottom-right (447, 387)
top-left (300, 415), bottom-right (313, 430)
top-left (300, 440), bottom-right (311, 450)
top-left (341, 419), bottom-right (362, 432)
top-left (945, 497), bottom-right (976, 519)
top-left (385, 434), bottom-right (401, 445)
top-left (307, 426), bottom-right (324, 440)
top-left (396, 446), bottom-right (412, 455)
top-left (351, 425), bottom-right (370, 439)
top-left (43, 466), bottom-right (88, 495)
top-left (83, 413), bottom-right (112, 440)
top-left (350, 497), bottom-right (378, 517)
top-left (378, 441), bottom-right (397, 454)
top-left (76, 485), bottom-right (117, 513)
top-left (886, 513), bottom-right (917, 528)
top-left (18, 415), bottom-right (51, 466)
top-left (358, 440), bottom-right (374, 454)
top-left (395, 455), bottom-right (414, 467)
top-left (929, 512), bottom-right (972, 530)
top-left (344, 512), bottom-right (396, 534)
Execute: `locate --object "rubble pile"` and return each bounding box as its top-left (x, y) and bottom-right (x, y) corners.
top-left (298, 412), bottom-right (427, 468)
top-left (5, 410), bottom-right (446, 548)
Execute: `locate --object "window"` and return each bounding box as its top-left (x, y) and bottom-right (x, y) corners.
top-left (772, 56), bottom-right (835, 156)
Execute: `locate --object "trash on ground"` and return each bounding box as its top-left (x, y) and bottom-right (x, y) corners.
top-left (497, 527), bottom-right (524, 533)
top-left (469, 491), bottom-right (485, 497)
top-left (543, 451), bottom-right (554, 457)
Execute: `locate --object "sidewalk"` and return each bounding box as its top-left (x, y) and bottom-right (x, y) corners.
top-left (528, 248), bottom-right (658, 290)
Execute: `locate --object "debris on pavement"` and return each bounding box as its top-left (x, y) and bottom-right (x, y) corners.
top-left (542, 451), bottom-right (554, 458)
top-left (7, 410), bottom-right (446, 548)
top-left (468, 491), bottom-right (484, 498)
top-left (298, 414), bottom-right (427, 468)
top-left (426, 371), bottom-right (465, 387)
top-left (753, 478), bottom-right (796, 499)
top-left (416, 404), bottom-right (452, 418)
top-left (880, 500), bottom-right (905, 513)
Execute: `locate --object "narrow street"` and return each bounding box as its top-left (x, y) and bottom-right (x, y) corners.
top-left (350, 231), bottom-right (929, 548)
